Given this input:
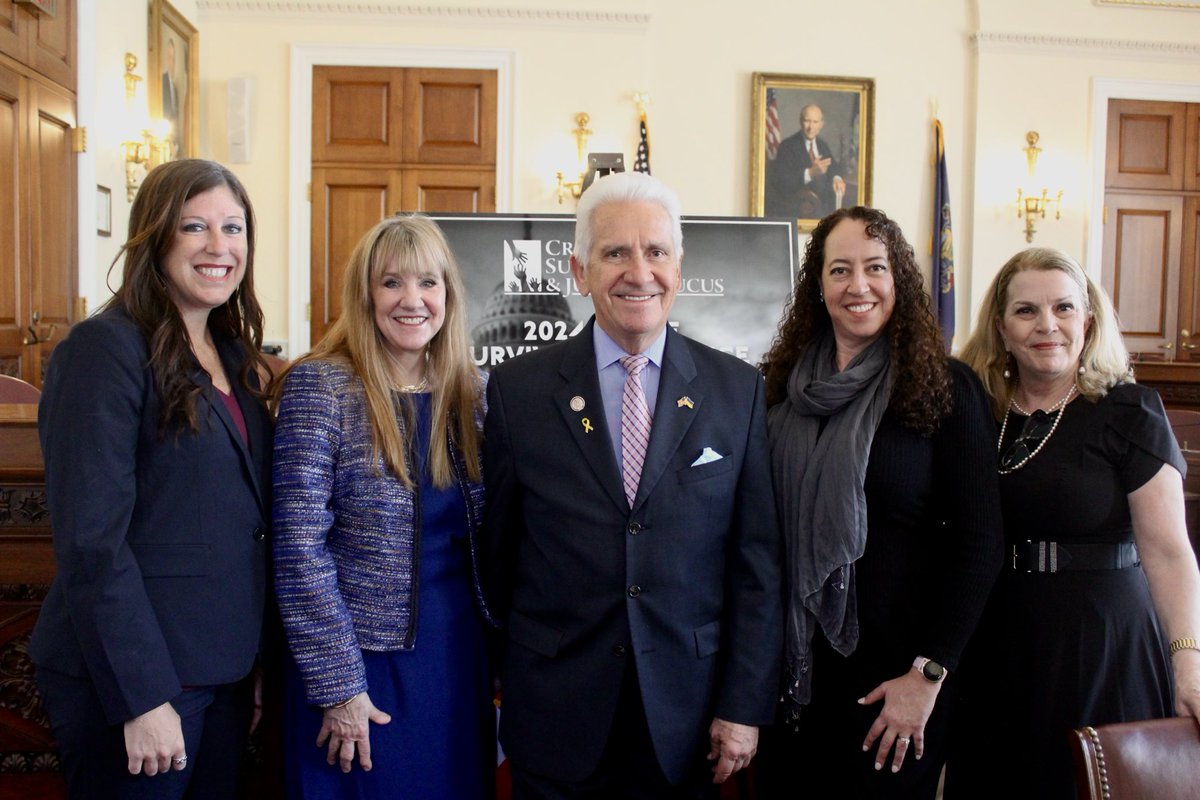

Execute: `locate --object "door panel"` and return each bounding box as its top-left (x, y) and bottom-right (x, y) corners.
top-left (1102, 192), bottom-right (1182, 361)
top-left (0, 2), bottom-right (26, 65)
top-left (310, 167), bottom-right (403, 342)
top-left (28, 0), bottom-right (73, 90)
top-left (312, 66), bottom-right (404, 164)
top-left (400, 169), bottom-right (494, 213)
top-left (1106, 99), bottom-right (1186, 192)
top-left (28, 80), bottom-right (75, 382)
top-left (1179, 198), bottom-right (1200, 362)
top-left (402, 68), bottom-right (496, 165)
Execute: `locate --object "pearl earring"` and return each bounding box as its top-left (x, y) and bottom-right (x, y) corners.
top-left (1003, 367), bottom-right (1011, 379)
top-left (1079, 364), bottom-right (1086, 375)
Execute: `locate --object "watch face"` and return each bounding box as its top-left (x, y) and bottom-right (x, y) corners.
top-left (922, 660), bottom-right (945, 682)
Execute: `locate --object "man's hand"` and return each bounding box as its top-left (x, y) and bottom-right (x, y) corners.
top-left (124, 701), bottom-right (185, 776)
top-left (809, 156), bottom-right (832, 177)
top-left (316, 692), bottom-right (392, 773)
top-left (706, 717), bottom-right (758, 784)
top-left (833, 175), bottom-right (847, 195)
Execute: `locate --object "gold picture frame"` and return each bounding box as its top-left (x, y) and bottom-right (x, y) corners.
top-left (750, 72), bottom-right (874, 232)
top-left (148, 0), bottom-right (199, 159)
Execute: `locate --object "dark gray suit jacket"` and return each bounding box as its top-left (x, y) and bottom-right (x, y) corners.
top-left (482, 319), bottom-right (782, 783)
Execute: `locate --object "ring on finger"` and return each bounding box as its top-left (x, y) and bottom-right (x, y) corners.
top-left (897, 736), bottom-right (911, 745)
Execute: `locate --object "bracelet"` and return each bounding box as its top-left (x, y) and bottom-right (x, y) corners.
top-left (1169, 637), bottom-right (1198, 656)
top-left (324, 693), bottom-right (358, 709)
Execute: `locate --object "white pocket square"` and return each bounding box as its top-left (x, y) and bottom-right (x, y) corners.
top-left (690, 447), bottom-right (724, 467)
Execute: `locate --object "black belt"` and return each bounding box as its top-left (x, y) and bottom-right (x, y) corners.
top-left (1009, 540), bottom-right (1139, 573)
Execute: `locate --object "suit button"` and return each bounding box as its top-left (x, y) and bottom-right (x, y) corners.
top-left (628, 522), bottom-right (642, 535)
top-left (252, 526), bottom-right (266, 542)
top-left (612, 644), bottom-right (626, 657)
top-left (627, 584), bottom-right (641, 598)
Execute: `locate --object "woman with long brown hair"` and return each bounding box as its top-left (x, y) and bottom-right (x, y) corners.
top-left (33, 159), bottom-right (272, 798)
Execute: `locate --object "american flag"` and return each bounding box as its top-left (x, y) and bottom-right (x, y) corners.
top-left (634, 114), bottom-right (651, 174)
top-left (765, 88), bottom-right (781, 160)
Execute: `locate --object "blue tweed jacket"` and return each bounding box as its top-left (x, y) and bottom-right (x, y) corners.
top-left (272, 357), bottom-right (490, 706)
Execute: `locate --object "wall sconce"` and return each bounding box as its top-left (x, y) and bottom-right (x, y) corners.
top-left (121, 53), bottom-right (171, 201)
top-left (1015, 131), bottom-right (1063, 243)
top-left (555, 112), bottom-right (592, 204)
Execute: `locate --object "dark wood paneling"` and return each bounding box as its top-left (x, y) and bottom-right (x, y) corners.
top-left (400, 168), bottom-right (494, 213)
top-left (402, 68), bottom-right (496, 165)
top-left (1106, 99), bottom-right (1186, 192)
top-left (312, 65), bottom-right (404, 164)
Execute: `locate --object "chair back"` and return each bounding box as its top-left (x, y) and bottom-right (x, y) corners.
top-left (0, 375), bottom-right (40, 403)
top-left (1071, 717), bottom-right (1200, 799)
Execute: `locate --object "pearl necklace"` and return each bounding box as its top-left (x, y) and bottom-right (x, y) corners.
top-left (997, 384), bottom-right (1077, 475)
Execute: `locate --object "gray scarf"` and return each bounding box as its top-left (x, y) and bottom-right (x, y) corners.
top-left (767, 332), bottom-right (893, 722)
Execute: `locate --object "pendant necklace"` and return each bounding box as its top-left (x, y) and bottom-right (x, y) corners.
top-left (997, 383), bottom-right (1077, 475)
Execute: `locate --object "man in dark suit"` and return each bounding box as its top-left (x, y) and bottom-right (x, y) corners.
top-left (483, 171), bottom-right (783, 798)
top-left (764, 103), bottom-right (847, 220)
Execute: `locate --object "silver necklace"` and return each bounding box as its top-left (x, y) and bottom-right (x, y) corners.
top-left (997, 384), bottom-right (1077, 475)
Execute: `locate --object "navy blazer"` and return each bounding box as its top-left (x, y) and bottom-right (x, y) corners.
top-left (482, 320), bottom-right (783, 784)
top-left (31, 307), bottom-right (272, 725)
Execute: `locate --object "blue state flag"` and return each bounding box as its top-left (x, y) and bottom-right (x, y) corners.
top-left (932, 119), bottom-right (955, 351)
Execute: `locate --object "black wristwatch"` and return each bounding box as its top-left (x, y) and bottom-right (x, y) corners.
top-left (912, 656), bottom-right (947, 684)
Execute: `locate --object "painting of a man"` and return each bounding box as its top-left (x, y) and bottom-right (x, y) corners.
top-left (161, 36), bottom-right (182, 158)
top-left (761, 87), bottom-right (865, 223)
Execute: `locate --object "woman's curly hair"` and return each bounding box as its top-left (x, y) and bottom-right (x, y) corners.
top-left (760, 206), bottom-right (952, 435)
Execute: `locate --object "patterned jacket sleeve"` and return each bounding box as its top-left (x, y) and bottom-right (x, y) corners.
top-left (272, 361), bottom-right (369, 706)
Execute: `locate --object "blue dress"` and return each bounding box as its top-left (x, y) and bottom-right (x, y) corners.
top-left (283, 393), bottom-right (494, 799)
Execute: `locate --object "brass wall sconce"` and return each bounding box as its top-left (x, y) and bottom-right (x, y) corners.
top-left (556, 112), bottom-right (592, 204)
top-left (1016, 131), bottom-right (1063, 243)
top-left (121, 52), bottom-right (171, 201)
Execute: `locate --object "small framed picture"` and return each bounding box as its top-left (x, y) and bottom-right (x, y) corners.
top-left (750, 72), bottom-right (875, 232)
top-left (96, 185), bottom-right (112, 237)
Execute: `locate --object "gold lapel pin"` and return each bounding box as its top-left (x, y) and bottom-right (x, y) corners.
top-left (581, 417), bottom-right (594, 433)
top-left (677, 396), bottom-right (694, 409)
top-left (570, 395), bottom-right (586, 412)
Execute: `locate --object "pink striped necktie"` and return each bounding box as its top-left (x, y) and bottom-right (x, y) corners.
top-left (619, 354), bottom-right (652, 507)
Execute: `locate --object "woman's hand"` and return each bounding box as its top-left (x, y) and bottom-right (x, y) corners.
top-left (858, 670), bottom-right (941, 773)
top-left (123, 701), bottom-right (186, 776)
top-left (316, 692), bottom-right (392, 773)
top-left (1174, 648), bottom-right (1200, 720)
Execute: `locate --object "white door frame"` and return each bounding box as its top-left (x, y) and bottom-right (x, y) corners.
top-left (288, 43), bottom-right (516, 355)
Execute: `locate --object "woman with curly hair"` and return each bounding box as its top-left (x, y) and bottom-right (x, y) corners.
top-left (754, 207), bottom-right (1003, 798)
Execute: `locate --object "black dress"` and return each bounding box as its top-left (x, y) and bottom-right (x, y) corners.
top-left (945, 383), bottom-right (1183, 800)
top-left (757, 360), bottom-right (1003, 799)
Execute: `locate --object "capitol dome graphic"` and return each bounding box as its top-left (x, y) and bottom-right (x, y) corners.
top-left (471, 283), bottom-right (575, 370)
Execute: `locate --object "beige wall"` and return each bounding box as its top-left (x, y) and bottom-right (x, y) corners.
top-left (81, 0), bottom-right (1200, 352)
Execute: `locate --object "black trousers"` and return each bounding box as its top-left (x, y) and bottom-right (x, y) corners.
top-left (36, 666), bottom-right (253, 800)
top-left (510, 663), bottom-right (717, 800)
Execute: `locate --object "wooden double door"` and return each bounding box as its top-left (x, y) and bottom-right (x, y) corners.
top-left (0, 0), bottom-right (76, 387)
top-left (1101, 98), bottom-right (1200, 365)
top-left (310, 65), bottom-right (497, 343)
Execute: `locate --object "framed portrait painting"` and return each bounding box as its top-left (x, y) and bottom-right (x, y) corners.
top-left (148, 0), bottom-right (199, 160)
top-left (750, 73), bottom-right (874, 232)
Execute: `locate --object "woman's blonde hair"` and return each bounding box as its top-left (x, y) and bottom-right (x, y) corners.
top-left (274, 214), bottom-right (482, 487)
top-left (960, 247), bottom-right (1132, 419)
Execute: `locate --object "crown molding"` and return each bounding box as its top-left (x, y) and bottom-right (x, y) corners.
top-left (196, 2), bottom-right (651, 29)
top-left (1095, 0), bottom-right (1200, 10)
top-left (972, 30), bottom-right (1200, 60)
